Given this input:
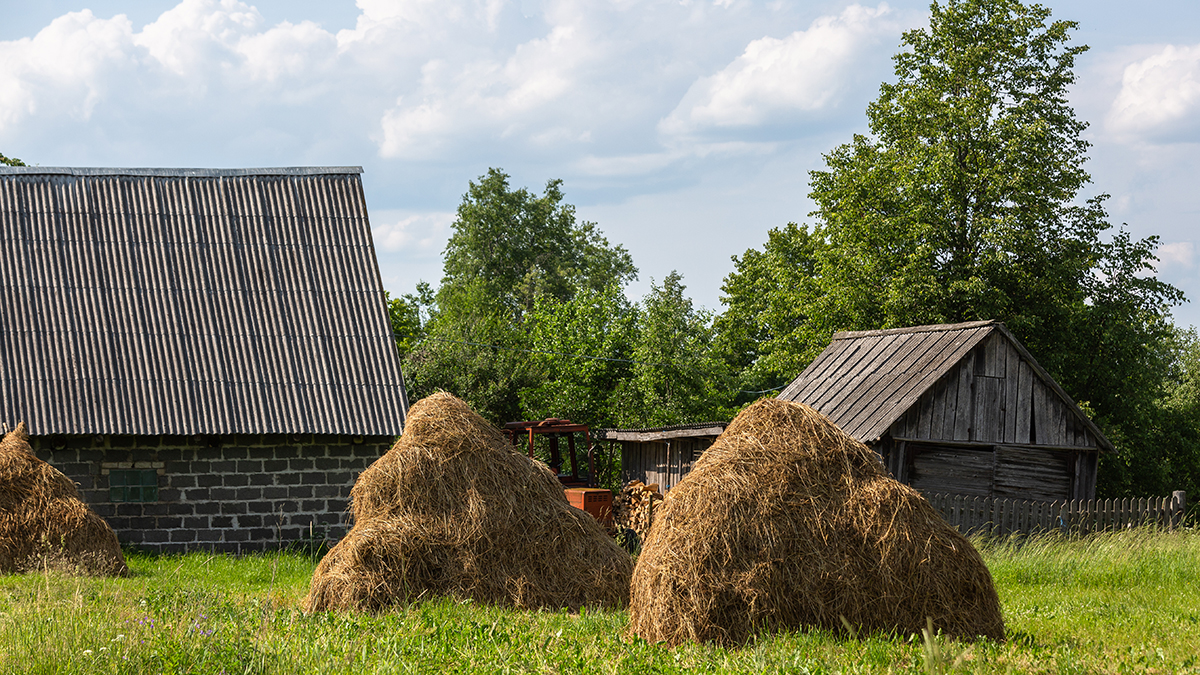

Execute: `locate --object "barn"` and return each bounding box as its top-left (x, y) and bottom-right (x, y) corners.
top-left (777, 320), bottom-right (1112, 502)
top-left (0, 166), bottom-right (408, 553)
top-left (599, 423), bottom-right (726, 493)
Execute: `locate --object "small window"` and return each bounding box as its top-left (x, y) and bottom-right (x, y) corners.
top-left (109, 470), bottom-right (159, 503)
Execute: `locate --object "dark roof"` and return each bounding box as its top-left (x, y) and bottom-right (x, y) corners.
top-left (597, 422), bottom-right (726, 442)
top-left (777, 320), bottom-right (1112, 450)
top-left (0, 167), bottom-right (407, 436)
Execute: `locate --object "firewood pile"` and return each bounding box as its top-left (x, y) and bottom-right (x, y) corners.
top-left (614, 480), bottom-right (663, 540)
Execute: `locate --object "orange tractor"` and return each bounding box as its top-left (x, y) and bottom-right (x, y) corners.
top-left (503, 418), bottom-right (613, 529)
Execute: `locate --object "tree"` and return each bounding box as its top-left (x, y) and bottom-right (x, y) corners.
top-left (519, 281), bottom-right (638, 427)
top-left (0, 152), bottom-right (25, 167)
top-left (715, 222), bottom-right (824, 397)
top-left (403, 169), bottom-right (637, 424)
top-left (440, 168), bottom-right (636, 320)
top-left (404, 278), bottom-right (538, 424)
top-left (718, 0), bottom-right (1184, 495)
top-left (621, 273), bottom-right (734, 428)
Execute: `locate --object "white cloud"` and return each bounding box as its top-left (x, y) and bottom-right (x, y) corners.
top-left (659, 3), bottom-right (905, 137)
top-left (1157, 241), bottom-right (1196, 270)
top-left (0, 11), bottom-right (137, 128)
top-left (372, 210), bottom-right (455, 253)
top-left (1107, 44), bottom-right (1200, 143)
top-left (376, 6), bottom-right (600, 160)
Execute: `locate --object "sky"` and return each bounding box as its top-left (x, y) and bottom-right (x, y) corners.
top-left (2, 0), bottom-right (1199, 330)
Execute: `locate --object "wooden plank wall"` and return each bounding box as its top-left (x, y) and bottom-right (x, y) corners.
top-left (903, 442), bottom-right (1088, 501)
top-left (890, 333), bottom-right (1098, 449)
top-left (619, 437), bottom-right (715, 492)
top-left (925, 491), bottom-right (1189, 537)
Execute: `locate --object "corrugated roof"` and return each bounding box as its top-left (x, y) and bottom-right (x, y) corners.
top-left (0, 167), bottom-right (407, 436)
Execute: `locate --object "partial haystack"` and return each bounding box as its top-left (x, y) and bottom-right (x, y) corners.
top-left (0, 423), bottom-right (128, 576)
top-left (628, 398), bottom-right (1003, 646)
top-left (305, 392), bottom-right (632, 612)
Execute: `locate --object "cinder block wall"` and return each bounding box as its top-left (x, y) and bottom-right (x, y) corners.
top-left (31, 434), bottom-right (393, 554)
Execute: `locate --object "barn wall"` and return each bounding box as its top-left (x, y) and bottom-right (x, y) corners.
top-left (890, 332), bottom-right (1100, 450)
top-left (897, 440), bottom-right (1098, 502)
top-left (31, 433), bottom-right (392, 553)
top-left (619, 437), bottom-right (716, 492)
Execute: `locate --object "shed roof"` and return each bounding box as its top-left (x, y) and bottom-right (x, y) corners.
top-left (0, 167), bottom-right (407, 436)
top-left (597, 422), bottom-right (726, 442)
top-left (777, 320), bottom-right (1112, 451)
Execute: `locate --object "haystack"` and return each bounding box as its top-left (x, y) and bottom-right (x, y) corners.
top-left (304, 392), bottom-right (632, 612)
top-left (0, 423), bottom-right (128, 576)
top-left (628, 398), bottom-right (1003, 646)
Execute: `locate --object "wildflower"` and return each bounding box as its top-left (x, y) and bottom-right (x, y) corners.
top-left (83, 650), bottom-right (93, 656)
top-left (112, 634), bottom-right (125, 642)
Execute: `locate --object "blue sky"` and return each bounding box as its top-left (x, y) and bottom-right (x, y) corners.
top-left (3, 0), bottom-right (1198, 330)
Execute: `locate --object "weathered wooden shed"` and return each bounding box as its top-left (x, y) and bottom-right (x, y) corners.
top-left (777, 320), bottom-right (1113, 502)
top-left (598, 423), bottom-right (726, 492)
top-left (0, 166), bottom-right (408, 553)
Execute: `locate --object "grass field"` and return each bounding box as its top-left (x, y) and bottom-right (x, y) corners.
top-left (1, 529), bottom-right (1198, 674)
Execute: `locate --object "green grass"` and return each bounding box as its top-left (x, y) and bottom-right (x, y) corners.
top-left (1, 530), bottom-right (1198, 673)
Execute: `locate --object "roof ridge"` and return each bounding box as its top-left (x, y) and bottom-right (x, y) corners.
top-left (0, 167), bottom-right (364, 177)
top-left (832, 319), bottom-right (997, 340)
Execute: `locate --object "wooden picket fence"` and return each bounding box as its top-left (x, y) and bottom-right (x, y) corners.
top-left (926, 491), bottom-right (1188, 537)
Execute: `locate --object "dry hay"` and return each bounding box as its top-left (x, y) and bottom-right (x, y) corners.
top-left (628, 398), bottom-right (1004, 647)
top-left (0, 423), bottom-right (129, 576)
top-left (304, 392), bottom-right (632, 613)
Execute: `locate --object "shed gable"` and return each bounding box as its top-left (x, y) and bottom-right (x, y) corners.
top-left (888, 331), bottom-right (1103, 449)
top-left (779, 320), bottom-right (1111, 452)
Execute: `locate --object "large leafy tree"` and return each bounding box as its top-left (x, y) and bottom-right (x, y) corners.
top-left (718, 0), bottom-right (1183, 495)
top-left (403, 169), bottom-right (637, 424)
top-left (520, 281), bottom-right (638, 427)
top-left (621, 273), bottom-right (734, 428)
top-left (440, 168), bottom-right (636, 320)
top-left (0, 152), bottom-right (25, 167)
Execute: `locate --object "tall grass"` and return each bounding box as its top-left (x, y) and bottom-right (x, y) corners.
top-left (1, 529), bottom-right (1198, 673)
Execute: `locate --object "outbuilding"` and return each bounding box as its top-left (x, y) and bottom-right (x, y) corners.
top-left (598, 423), bottom-right (726, 493)
top-left (777, 320), bottom-right (1112, 502)
top-left (0, 166), bottom-right (408, 553)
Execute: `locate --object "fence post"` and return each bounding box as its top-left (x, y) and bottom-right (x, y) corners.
top-left (1172, 491), bottom-right (1187, 529)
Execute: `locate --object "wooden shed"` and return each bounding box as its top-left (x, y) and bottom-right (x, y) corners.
top-left (0, 166), bottom-right (409, 553)
top-left (777, 320), bottom-right (1113, 502)
top-left (598, 423), bottom-right (726, 493)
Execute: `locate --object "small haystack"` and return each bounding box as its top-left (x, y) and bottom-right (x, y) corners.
top-left (628, 398), bottom-right (1003, 646)
top-left (0, 423), bottom-right (128, 576)
top-left (304, 393), bottom-right (632, 613)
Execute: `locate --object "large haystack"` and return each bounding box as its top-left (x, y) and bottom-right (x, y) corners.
top-left (0, 423), bottom-right (128, 576)
top-left (628, 398), bottom-right (1003, 646)
top-left (304, 393), bottom-right (632, 612)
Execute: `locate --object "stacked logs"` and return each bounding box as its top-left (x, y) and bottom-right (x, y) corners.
top-left (613, 480), bottom-right (664, 541)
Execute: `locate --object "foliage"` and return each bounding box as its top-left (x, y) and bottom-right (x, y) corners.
top-left (520, 281), bottom-right (638, 428)
top-left (4, 532), bottom-right (1200, 672)
top-left (0, 152), bottom-right (24, 167)
top-left (440, 168), bottom-right (636, 320)
top-left (402, 169), bottom-right (730, 431)
top-left (1103, 328), bottom-right (1200, 500)
top-left (384, 283), bottom-right (432, 358)
top-left (715, 222), bottom-right (825, 397)
top-left (404, 279), bottom-right (539, 424)
top-left (717, 0), bottom-right (1184, 495)
top-left (620, 272), bottom-right (734, 427)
